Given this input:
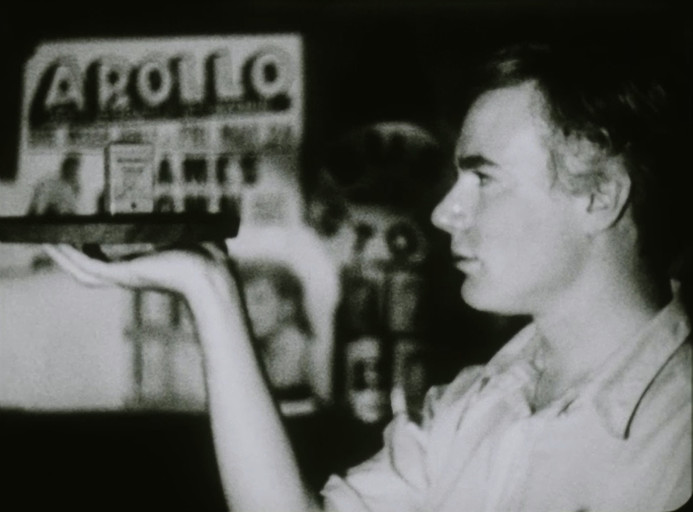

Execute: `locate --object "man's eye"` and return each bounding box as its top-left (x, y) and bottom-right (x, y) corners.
top-left (475, 172), bottom-right (492, 186)
top-left (458, 169), bottom-right (492, 186)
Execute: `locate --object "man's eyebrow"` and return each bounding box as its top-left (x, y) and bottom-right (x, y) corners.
top-left (455, 154), bottom-right (498, 170)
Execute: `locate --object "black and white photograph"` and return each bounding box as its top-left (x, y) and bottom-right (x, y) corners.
top-left (1, 1), bottom-right (691, 511)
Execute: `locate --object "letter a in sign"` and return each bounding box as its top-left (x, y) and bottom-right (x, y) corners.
top-left (44, 58), bottom-right (84, 111)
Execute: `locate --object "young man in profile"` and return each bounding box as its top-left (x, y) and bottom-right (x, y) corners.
top-left (47, 42), bottom-right (691, 511)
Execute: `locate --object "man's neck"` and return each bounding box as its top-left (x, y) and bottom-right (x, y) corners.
top-left (531, 261), bottom-right (670, 392)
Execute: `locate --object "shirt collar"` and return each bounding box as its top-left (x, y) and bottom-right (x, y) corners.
top-left (480, 322), bottom-right (542, 407)
top-left (591, 294), bottom-right (690, 439)
top-left (481, 293), bottom-right (690, 438)
top-left (483, 322), bottom-right (539, 378)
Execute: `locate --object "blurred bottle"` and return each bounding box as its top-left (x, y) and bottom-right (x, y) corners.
top-left (333, 263), bottom-right (390, 425)
top-left (155, 156), bottom-right (175, 212)
top-left (183, 155), bottom-right (209, 213)
top-left (158, 156), bottom-right (173, 184)
top-left (384, 263), bottom-right (430, 422)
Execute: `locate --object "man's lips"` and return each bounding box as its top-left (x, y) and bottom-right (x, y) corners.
top-left (452, 254), bottom-right (481, 273)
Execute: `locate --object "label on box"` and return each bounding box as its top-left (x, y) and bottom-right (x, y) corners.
top-left (106, 142), bottom-right (155, 213)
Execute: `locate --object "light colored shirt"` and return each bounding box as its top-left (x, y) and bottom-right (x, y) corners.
top-left (322, 296), bottom-right (692, 512)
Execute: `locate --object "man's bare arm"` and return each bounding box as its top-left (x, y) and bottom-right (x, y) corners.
top-left (44, 244), bottom-right (322, 512)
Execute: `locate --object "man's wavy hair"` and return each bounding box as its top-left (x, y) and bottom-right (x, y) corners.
top-left (471, 42), bottom-right (689, 282)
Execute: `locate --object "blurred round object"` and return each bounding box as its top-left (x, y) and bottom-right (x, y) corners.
top-left (386, 221), bottom-right (421, 260)
top-left (319, 122), bottom-right (444, 210)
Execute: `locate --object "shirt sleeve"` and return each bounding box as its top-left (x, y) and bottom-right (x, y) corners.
top-left (321, 413), bottom-right (428, 512)
top-left (321, 366), bottom-right (484, 512)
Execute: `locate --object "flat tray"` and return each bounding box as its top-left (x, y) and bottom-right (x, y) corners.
top-left (0, 212), bottom-right (240, 244)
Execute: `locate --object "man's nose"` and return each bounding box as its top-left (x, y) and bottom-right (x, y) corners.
top-left (431, 182), bottom-right (474, 233)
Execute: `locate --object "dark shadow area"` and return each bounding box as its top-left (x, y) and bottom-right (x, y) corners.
top-left (1, 408), bottom-right (388, 512)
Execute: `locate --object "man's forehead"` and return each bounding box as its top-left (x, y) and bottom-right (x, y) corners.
top-left (455, 82), bottom-right (549, 157)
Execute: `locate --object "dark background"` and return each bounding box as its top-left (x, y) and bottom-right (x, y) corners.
top-left (1, 2), bottom-right (690, 511)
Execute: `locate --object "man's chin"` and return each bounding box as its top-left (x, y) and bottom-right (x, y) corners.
top-left (461, 281), bottom-right (520, 316)
top-left (460, 280), bottom-right (492, 311)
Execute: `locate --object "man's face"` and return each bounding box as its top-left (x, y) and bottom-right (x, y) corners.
top-left (431, 82), bottom-right (588, 316)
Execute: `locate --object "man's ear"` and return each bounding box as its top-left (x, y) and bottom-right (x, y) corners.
top-left (582, 165), bottom-right (632, 233)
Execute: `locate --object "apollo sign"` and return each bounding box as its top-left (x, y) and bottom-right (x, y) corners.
top-left (29, 45), bottom-right (295, 125)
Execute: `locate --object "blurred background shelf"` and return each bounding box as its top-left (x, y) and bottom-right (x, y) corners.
top-left (0, 212), bottom-right (240, 244)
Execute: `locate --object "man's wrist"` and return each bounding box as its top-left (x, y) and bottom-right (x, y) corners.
top-left (183, 260), bottom-right (242, 316)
